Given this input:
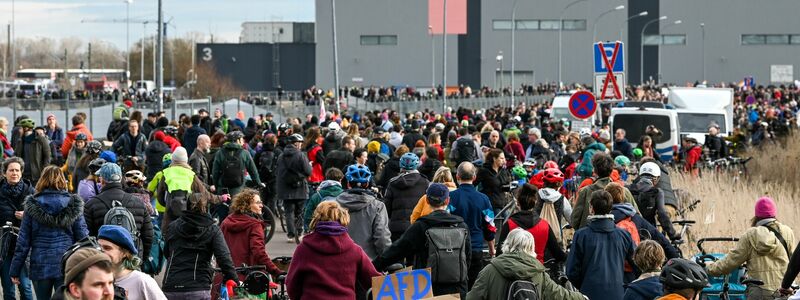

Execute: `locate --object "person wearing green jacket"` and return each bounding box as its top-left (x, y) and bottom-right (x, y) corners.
top-left (466, 228), bottom-right (586, 300)
top-left (212, 131), bottom-right (262, 197)
top-left (303, 168), bottom-right (345, 230)
top-left (572, 152), bottom-right (639, 230)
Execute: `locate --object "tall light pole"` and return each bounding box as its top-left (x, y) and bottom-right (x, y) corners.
top-left (658, 20), bottom-right (681, 84)
top-left (558, 0), bottom-right (587, 88)
top-left (429, 26), bottom-right (435, 90)
top-left (125, 0), bottom-right (132, 88)
top-left (496, 51), bottom-right (504, 89)
top-left (141, 21), bottom-right (148, 84)
top-left (700, 23), bottom-right (706, 82)
top-left (619, 11), bottom-right (648, 41)
top-left (510, 0), bottom-right (519, 108)
top-left (331, 0), bottom-right (341, 115)
top-left (640, 16), bottom-right (667, 84)
top-left (10, 0), bottom-right (15, 78)
top-left (441, 0), bottom-right (448, 113)
top-left (156, 0), bottom-right (163, 114)
top-left (592, 5), bottom-right (625, 43)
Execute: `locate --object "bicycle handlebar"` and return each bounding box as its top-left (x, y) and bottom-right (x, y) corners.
top-left (697, 237), bottom-right (739, 255)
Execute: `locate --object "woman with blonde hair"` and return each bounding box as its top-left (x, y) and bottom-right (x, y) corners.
top-left (287, 201), bottom-right (380, 300)
top-left (410, 166), bottom-right (456, 223)
top-left (10, 165), bottom-right (88, 299)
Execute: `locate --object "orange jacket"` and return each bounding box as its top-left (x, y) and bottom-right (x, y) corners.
top-left (61, 124), bottom-right (93, 157)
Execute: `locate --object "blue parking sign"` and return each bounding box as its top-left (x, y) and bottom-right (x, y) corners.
top-left (594, 41), bottom-right (624, 73)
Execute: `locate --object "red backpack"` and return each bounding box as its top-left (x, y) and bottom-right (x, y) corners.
top-left (616, 216), bottom-right (640, 272)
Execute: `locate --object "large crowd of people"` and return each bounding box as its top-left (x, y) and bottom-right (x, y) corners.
top-left (0, 81), bottom-right (797, 300)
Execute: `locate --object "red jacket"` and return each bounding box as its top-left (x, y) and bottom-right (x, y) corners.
top-left (154, 131), bottom-right (181, 151)
top-left (286, 221), bottom-right (380, 300)
top-left (307, 144), bottom-right (324, 183)
top-left (61, 124), bottom-right (93, 157)
top-left (685, 145), bottom-right (702, 174)
top-left (504, 141), bottom-right (525, 166)
top-left (220, 213), bottom-right (281, 276)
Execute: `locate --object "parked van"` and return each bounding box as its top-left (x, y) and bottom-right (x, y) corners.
top-left (551, 91), bottom-right (597, 132)
top-left (609, 107), bottom-right (680, 162)
top-left (667, 87), bottom-right (734, 145)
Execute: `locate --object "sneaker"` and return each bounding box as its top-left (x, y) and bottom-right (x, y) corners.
top-left (287, 236), bottom-right (295, 243)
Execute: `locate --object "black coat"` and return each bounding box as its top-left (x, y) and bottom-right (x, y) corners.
top-left (383, 171), bottom-right (430, 240)
top-left (0, 179), bottom-right (34, 227)
top-left (144, 140), bottom-right (171, 180)
top-left (418, 158), bottom-right (443, 181)
top-left (275, 144), bottom-right (312, 200)
top-left (84, 182), bottom-right (153, 257)
top-left (162, 211), bottom-right (238, 292)
top-left (476, 166), bottom-right (511, 210)
top-left (322, 148), bottom-right (354, 173)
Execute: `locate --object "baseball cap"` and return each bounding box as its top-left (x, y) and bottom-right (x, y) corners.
top-left (95, 163), bottom-right (122, 182)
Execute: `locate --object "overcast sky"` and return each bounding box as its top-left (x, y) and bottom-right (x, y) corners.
top-left (0, 0), bottom-right (314, 49)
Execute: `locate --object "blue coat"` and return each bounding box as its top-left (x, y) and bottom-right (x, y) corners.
top-left (10, 190), bottom-right (88, 280)
top-left (182, 125), bottom-right (207, 156)
top-left (623, 276), bottom-right (663, 300)
top-left (566, 216), bottom-right (635, 300)
top-left (449, 184), bottom-right (494, 250)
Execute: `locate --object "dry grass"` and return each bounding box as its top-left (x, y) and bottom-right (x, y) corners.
top-left (671, 136), bottom-right (800, 256)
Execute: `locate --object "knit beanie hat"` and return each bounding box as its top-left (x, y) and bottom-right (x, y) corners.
top-left (755, 196), bottom-right (777, 218)
top-left (64, 248), bottom-right (112, 285)
top-left (172, 147), bottom-right (189, 164)
top-left (367, 141), bottom-right (381, 154)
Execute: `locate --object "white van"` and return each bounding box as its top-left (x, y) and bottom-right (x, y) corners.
top-left (551, 91), bottom-right (597, 132)
top-left (609, 107), bottom-right (680, 162)
top-left (667, 87), bottom-right (734, 145)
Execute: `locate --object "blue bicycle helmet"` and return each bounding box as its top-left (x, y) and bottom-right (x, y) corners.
top-left (399, 153), bottom-right (420, 170)
top-left (346, 164), bottom-right (372, 184)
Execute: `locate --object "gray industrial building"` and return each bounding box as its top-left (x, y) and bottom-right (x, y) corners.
top-left (196, 43), bottom-right (315, 91)
top-left (315, 0), bottom-right (800, 90)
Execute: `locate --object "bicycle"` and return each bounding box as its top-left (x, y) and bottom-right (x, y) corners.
top-left (214, 264), bottom-right (271, 300)
top-left (269, 256), bottom-right (292, 300)
top-left (212, 187), bottom-right (280, 244)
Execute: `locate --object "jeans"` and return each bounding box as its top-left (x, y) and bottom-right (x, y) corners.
top-left (32, 278), bottom-right (62, 300)
top-left (0, 257), bottom-right (32, 300)
top-left (283, 199), bottom-right (305, 238)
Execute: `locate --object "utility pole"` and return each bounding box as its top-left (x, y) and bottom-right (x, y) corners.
top-left (157, 0), bottom-right (164, 114)
top-left (331, 0), bottom-right (341, 115)
top-left (10, 0), bottom-right (15, 78)
top-left (442, 0), bottom-right (448, 113)
top-left (64, 48), bottom-right (70, 119)
top-left (4, 24), bottom-right (9, 79)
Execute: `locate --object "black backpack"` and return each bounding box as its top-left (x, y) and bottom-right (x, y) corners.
top-left (257, 150), bottom-right (279, 182)
top-left (425, 225), bottom-right (469, 284)
top-left (221, 148), bottom-right (244, 187)
top-left (505, 280), bottom-right (540, 300)
top-left (455, 138), bottom-right (477, 165)
top-left (630, 181), bottom-right (659, 222)
top-left (156, 176), bottom-right (190, 220)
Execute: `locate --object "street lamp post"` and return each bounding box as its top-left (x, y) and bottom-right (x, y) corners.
top-left (156, 0), bottom-right (163, 114)
top-left (592, 5), bottom-right (625, 43)
top-left (510, 0), bottom-right (519, 108)
top-left (125, 0), bottom-right (132, 88)
top-left (558, 0), bottom-right (587, 88)
top-left (658, 20), bottom-right (682, 84)
top-left (442, 0), bottom-right (448, 113)
top-left (429, 26), bottom-right (435, 90)
top-left (619, 11), bottom-right (648, 41)
top-left (497, 52), bottom-right (504, 91)
top-left (331, 0), bottom-right (341, 115)
top-left (10, 0), bottom-right (15, 78)
top-left (141, 22), bottom-right (148, 84)
top-left (640, 16), bottom-right (667, 84)
top-left (700, 23), bottom-right (706, 82)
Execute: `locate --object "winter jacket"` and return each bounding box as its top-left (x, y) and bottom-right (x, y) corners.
top-left (373, 210), bottom-right (471, 297)
top-left (322, 148), bottom-right (354, 174)
top-left (77, 179), bottom-right (101, 202)
top-left (61, 124), bottom-right (93, 157)
top-left (614, 138), bottom-right (634, 159)
top-left (84, 182), bottom-right (154, 257)
top-left (611, 203), bottom-right (680, 260)
top-left (566, 216), bottom-right (635, 300)
top-left (286, 221), bottom-right (380, 300)
top-left (707, 219), bottom-right (795, 291)
top-left (303, 180), bottom-right (344, 229)
top-left (335, 188), bottom-right (391, 259)
top-left (10, 190), bottom-right (88, 280)
top-left (305, 143), bottom-right (325, 183)
top-left (14, 133), bottom-right (51, 181)
top-left (181, 125), bottom-right (206, 156)
top-left (401, 132), bottom-right (426, 150)
top-left (535, 188), bottom-right (572, 234)
top-left (376, 157), bottom-right (400, 189)
top-left (276, 144), bottom-right (312, 200)
top-left (504, 141), bottom-right (525, 165)
top-left (684, 145), bottom-right (702, 173)
top-left (496, 210), bottom-right (566, 265)
top-left (418, 158), bottom-right (443, 181)
top-left (449, 184), bottom-right (495, 250)
top-left (623, 274), bottom-right (663, 300)
top-left (322, 130), bottom-right (346, 156)
top-left (46, 126), bottom-right (64, 158)
top-left (144, 140), bottom-right (171, 180)
top-left (162, 211), bottom-right (238, 292)
top-left (628, 178), bottom-right (677, 239)
top-left (576, 141), bottom-right (607, 177)
top-left (189, 148), bottom-right (211, 186)
top-left (475, 166), bottom-right (511, 210)
top-left (220, 213), bottom-right (282, 277)
top-left (113, 131), bottom-right (147, 161)
top-left (154, 131), bottom-right (180, 152)
top-left (384, 170), bottom-right (430, 240)
top-left (410, 182), bottom-right (456, 223)
top-left (107, 119), bottom-right (129, 142)
top-left (572, 177), bottom-right (639, 230)
top-left (449, 135), bottom-right (483, 164)
top-left (466, 252), bottom-right (585, 300)
top-left (0, 178), bottom-right (34, 228)
top-left (212, 142), bottom-right (262, 190)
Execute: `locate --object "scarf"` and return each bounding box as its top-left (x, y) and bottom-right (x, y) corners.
top-left (1, 181), bottom-right (25, 209)
top-left (314, 221), bottom-right (348, 236)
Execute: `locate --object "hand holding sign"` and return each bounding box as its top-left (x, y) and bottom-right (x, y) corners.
top-left (372, 268), bottom-right (434, 300)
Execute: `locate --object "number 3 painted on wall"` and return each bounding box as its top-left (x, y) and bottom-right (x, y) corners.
top-left (202, 47), bottom-right (213, 61)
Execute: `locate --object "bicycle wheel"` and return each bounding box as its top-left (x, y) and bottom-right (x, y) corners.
top-left (263, 208), bottom-right (277, 244)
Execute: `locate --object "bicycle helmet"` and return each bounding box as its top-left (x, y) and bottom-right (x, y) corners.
top-left (162, 153), bottom-right (173, 168)
top-left (542, 168), bottom-right (565, 183)
top-left (543, 160), bottom-right (559, 170)
top-left (112, 105), bottom-right (130, 121)
top-left (287, 133), bottom-right (304, 144)
top-left (17, 118), bottom-right (34, 129)
top-left (660, 258), bottom-right (709, 290)
top-left (632, 148), bottom-right (643, 158)
top-left (639, 162), bottom-right (661, 177)
top-left (615, 155), bottom-right (631, 167)
top-left (86, 140), bottom-right (103, 154)
top-left (163, 126), bottom-right (178, 136)
top-left (125, 170), bottom-right (147, 183)
top-left (75, 133), bottom-right (88, 141)
top-left (512, 165), bottom-right (528, 180)
top-left (226, 130), bottom-right (244, 142)
top-left (88, 158), bottom-right (107, 173)
top-left (399, 153), bottom-right (420, 170)
top-left (277, 123), bottom-right (292, 135)
top-left (346, 164), bottom-right (372, 184)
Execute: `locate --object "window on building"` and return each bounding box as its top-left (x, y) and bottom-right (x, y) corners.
top-left (741, 35), bottom-right (765, 45)
top-left (562, 19), bottom-right (586, 30)
top-left (643, 35), bottom-right (661, 45)
top-left (493, 20), bottom-right (512, 30)
top-left (741, 34), bottom-right (799, 45)
top-left (516, 20), bottom-right (539, 30)
top-left (766, 34), bottom-right (789, 44)
top-left (539, 20), bottom-right (560, 30)
top-left (360, 35), bottom-right (397, 45)
top-left (662, 34), bottom-right (686, 45)
top-left (792, 35), bottom-right (800, 44)
top-left (493, 19), bottom-right (585, 31)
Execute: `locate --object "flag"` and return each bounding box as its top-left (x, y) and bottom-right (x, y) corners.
top-left (319, 98), bottom-right (327, 124)
top-left (428, 0), bottom-right (467, 35)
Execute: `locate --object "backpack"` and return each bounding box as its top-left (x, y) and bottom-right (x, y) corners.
top-left (616, 216), bottom-right (640, 273)
top-left (141, 222), bottom-right (164, 275)
top-left (102, 197), bottom-right (141, 253)
top-left (221, 148), bottom-right (244, 188)
top-left (257, 149), bottom-right (279, 181)
top-left (455, 138), bottom-right (477, 165)
top-left (156, 177), bottom-right (190, 220)
top-left (630, 181), bottom-right (659, 223)
top-left (425, 225), bottom-right (469, 284)
top-left (505, 280), bottom-right (540, 300)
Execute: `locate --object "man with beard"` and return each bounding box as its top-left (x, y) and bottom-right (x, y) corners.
top-left (53, 248), bottom-right (115, 300)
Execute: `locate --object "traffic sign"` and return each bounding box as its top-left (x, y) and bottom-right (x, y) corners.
top-left (594, 73), bottom-right (625, 100)
top-left (569, 91), bottom-right (597, 120)
top-left (594, 41), bottom-right (624, 73)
